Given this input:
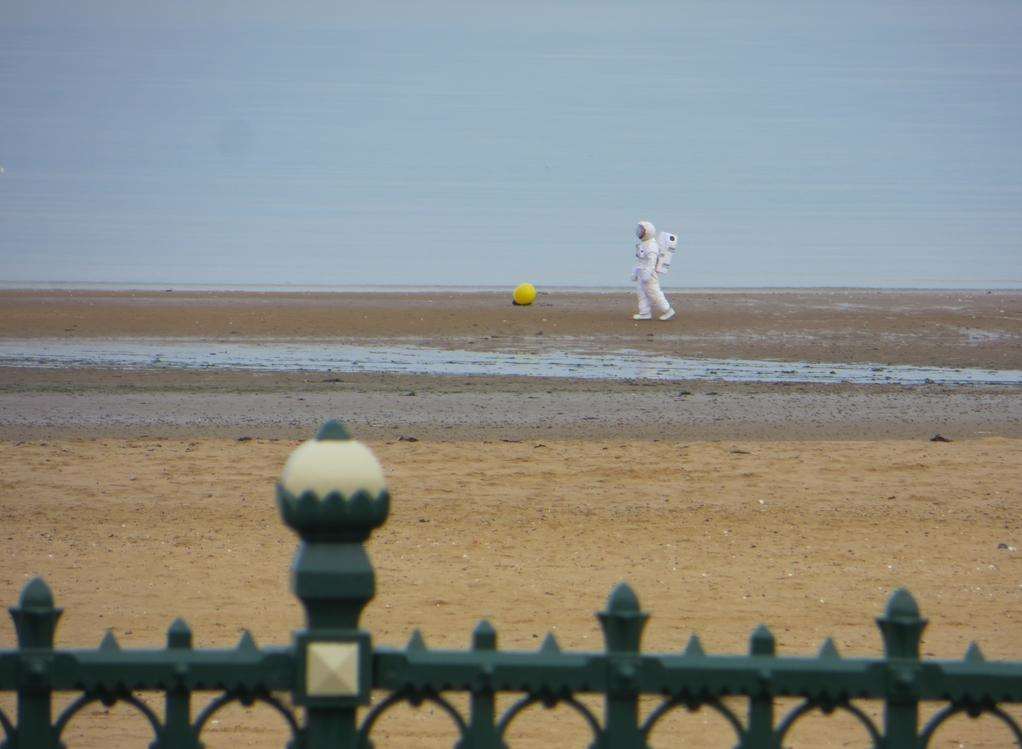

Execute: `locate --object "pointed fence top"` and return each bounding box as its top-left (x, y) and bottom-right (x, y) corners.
top-left (683, 634), bottom-right (706, 657)
top-left (964, 642), bottom-right (986, 663)
top-left (99, 630), bottom-right (121, 651)
top-left (878, 588), bottom-right (927, 659)
top-left (539, 633), bottom-right (561, 654)
top-left (316, 420), bottom-right (352, 441)
top-left (407, 629), bottom-right (427, 652)
top-left (606, 582), bottom-right (640, 614)
top-left (818, 638), bottom-right (841, 660)
top-left (884, 588), bottom-right (921, 620)
top-left (750, 624), bottom-right (775, 656)
top-left (472, 620), bottom-right (497, 651)
top-left (167, 618), bottom-right (193, 648)
top-left (19, 577), bottom-right (55, 609)
top-left (599, 583), bottom-right (648, 653)
top-left (236, 630), bottom-right (258, 652)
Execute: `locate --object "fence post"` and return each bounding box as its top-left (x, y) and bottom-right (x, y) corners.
top-left (877, 589), bottom-right (926, 749)
top-left (598, 583), bottom-right (649, 749)
top-left (277, 421), bottom-right (390, 749)
top-left (744, 625), bottom-right (775, 749)
top-left (160, 618), bottom-right (199, 749)
top-left (465, 620), bottom-right (500, 748)
top-left (9, 578), bottom-right (61, 749)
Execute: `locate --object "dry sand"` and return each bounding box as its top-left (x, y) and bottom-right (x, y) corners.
top-left (1, 289), bottom-right (1021, 746)
top-left (2, 437), bottom-right (1021, 747)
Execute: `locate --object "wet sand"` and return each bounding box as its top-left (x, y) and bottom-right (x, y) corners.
top-left (1, 367), bottom-right (1020, 441)
top-left (1, 288), bottom-right (1019, 441)
top-left (2, 288), bottom-right (1020, 369)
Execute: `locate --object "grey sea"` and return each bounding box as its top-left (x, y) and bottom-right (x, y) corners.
top-left (2, 3), bottom-right (1021, 290)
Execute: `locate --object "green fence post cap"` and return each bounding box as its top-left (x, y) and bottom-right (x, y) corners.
top-left (316, 420), bottom-right (353, 441)
top-left (18, 578), bottom-right (55, 610)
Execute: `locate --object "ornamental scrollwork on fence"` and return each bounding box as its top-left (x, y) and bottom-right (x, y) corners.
top-left (640, 695), bottom-right (745, 744)
top-left (357, 688), bottom-right (468, 747)
top-left (53, 690), bottom-right (162, 743)
top-left (773, 699), bottom-right (882, 748)
top-left (496, 691), bottom-right (603, 744)
top-left (919, 701), bottom-right (1022, 747)
top-left (192, 690), bottom-right (302, 744)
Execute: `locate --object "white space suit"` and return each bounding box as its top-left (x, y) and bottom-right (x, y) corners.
top-left (631, 220), bottom-right (675, 320)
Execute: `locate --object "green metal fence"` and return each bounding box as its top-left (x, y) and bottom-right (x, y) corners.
top-left (2, 421), bottom-right (1021, 748)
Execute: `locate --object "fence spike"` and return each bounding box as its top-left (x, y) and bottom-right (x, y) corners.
top-left (606, 582), bottom-right (641, 613)
top-left (167, 618), bottom-right (192, 649)
top-left (19, 577), bottom-right (55, 609)
top-left (235, 630), bottom-right (257, 652)
top-left (884, 588), bottom-right (921, 620)
top-left (407, 629), bottom-right (428, 652)
top-left (539, 633), bottom-right (561, 654)
top-left (818, 638), bottom-right (841, 659)
top-left (98, 629), bottom-right (121, 651)
top-left (315, 420), bottom-right (352, 441)
top-left (964, 642), bottom-right (986, 663)
top-left (749, 624), bottom-right (776, 656)
top-left (472, 620), bottom-right (497, 651)
top-left (877, 587), bottom-right (927, 660)
top-left (683, 634), bottom-right (705, 657)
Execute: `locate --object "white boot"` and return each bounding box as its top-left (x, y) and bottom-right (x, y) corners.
top-left (658, 308), bottom-right (676, 321)
top-left (633, 313), bottom-right (652, 320)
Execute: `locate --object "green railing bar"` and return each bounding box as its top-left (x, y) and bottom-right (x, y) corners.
top-left (371, 650), bottom-right (1022, 700)
top-left (0, 648), bottom-right (296, 692)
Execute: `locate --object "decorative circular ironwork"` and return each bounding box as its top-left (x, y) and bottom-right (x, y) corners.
top-left (640, 695), bottom-right (745, 741)
top-left (193, 691), bottom-right (301, 740)
top-left (920, 703), bottom-right (1022, 747)
top-left (53, 692), bottom-right (162, 741)
top-left (775, 699), bottom-right (882, 747)
top-left (0, 705), bottom-right (15, 741)
top-left (496, 693), bottom-right (601, 742)
top-left (359, 689), bottom-right (468, 744)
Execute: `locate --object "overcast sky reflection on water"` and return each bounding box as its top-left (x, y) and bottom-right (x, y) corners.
top-left (1, 1), bottom-right (1020, 289)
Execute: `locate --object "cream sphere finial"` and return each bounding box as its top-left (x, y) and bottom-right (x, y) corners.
top-left (280, 420), bottom-right (386, 498)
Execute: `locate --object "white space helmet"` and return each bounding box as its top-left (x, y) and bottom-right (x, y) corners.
top-left (636, 220), bottom-right (655, 241)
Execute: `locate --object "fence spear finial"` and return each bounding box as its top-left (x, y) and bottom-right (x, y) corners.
top-left (877, 588), bottom-right (927, 660)
top-left (683, 634), bottom-right (705, 657)
top-left (818, 638), bottom-right (841, 659)
top-left (539, 633), bottom-right (561, 654)
top-left (472, 620), bottom-right (497, 651)
top-left (167, 618), bottom-right (193, 649)
top-left (99, 630), bottom-right (121, 651)
top-left (750, 624), bottom-right (775, 656)
top-left (407, 629), bottom-right (427, 652)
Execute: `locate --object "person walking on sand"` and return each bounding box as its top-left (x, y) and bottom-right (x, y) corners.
top-left (631, 220), bottom-right (675, 320)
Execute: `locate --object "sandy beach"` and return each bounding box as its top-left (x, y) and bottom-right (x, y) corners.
top-left (2, 288), bottom-right (1021, 369)
top-left (2, 436), bottom-right (1021, 747)
top-left (1, 288), bottom-right (1021, 746)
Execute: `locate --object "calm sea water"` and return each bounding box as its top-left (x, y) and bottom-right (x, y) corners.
top-left (2, 3), bottom-right (1020, 289)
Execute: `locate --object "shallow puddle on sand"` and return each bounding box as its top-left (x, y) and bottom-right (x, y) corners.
top-left (1, 338), bottom-right (1020, 386)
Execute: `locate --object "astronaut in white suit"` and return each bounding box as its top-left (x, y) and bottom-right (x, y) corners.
top-left (631, 220), bottom-right (676, 320)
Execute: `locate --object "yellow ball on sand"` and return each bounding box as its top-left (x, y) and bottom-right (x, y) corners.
top-left (513, 283), bottom-right (537, 306)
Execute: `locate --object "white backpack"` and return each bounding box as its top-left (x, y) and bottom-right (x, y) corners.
top-left (655, 231), bottom-right (678, 274)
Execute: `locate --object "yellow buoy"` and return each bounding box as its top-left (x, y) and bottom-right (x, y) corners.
top-left (512, 283), bottom-right (537, 306)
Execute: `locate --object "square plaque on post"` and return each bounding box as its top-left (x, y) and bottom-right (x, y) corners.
top-left (294, 631), bottom-right (372, 707)
top-left (306, 642), bottom-right (359, 697)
